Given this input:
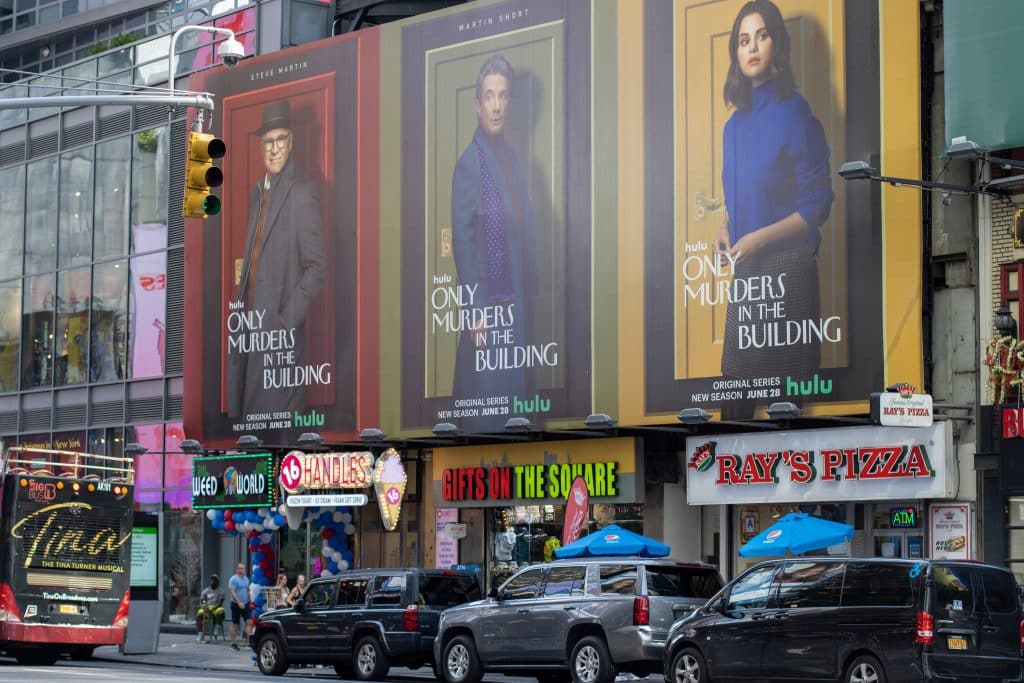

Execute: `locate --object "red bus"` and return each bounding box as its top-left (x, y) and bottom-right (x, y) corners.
top-left (0, 446), bottom-right (134, 665)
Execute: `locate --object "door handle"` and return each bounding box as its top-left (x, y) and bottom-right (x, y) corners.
top-left (563, 606), bottom-right (576, 611)
top-left (517, 609), bottom-right (530, 614)
top-left (695, 190), bottom-right (724, 221)
top-left (772, 612), bottom-right (789, 621)
top-left (750, 612), bottom-right (771, 620)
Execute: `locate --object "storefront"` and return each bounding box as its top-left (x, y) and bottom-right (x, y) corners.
top-left (684, 422), bottom-right (967, 576)
top-left (429, 437), bottom-right (644, 589)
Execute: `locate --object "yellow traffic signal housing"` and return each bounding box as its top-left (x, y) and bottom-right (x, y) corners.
top-left (182, 131), bottom-right (226, 219)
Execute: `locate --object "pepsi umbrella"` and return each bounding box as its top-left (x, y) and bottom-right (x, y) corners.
top-left (554, 523), bottom-right (670, 558)
top-left (739, 513), bottom-right (854, 557)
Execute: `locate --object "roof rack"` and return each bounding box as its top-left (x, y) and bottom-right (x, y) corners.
top-left (2, 446), bottom-right (135, 485)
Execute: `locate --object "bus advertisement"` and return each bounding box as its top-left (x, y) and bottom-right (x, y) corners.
top-left (0, 447), bottom-right (134, 665)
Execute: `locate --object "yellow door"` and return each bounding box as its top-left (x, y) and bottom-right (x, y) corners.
top-left (673, 0), bottom-right (847, 379)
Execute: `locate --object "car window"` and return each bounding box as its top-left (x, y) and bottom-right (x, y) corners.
top-left (931, 565), bottom-right (975, 614)
top-left (543, 565), bottom-right (586, 598)
top-left (336, 578), bottom-right (369, 607)
top-left (369, 575), bottom-right (405, 606)
top-left (502, 568), bottom-right (544, 601)
top-left (980, 568), bottom-right (1018, 614)
top-left (419, 574), bottom-right (482, 606)
top-left (644, 565), bottom-right (722, 599)
top-left (726, 565), bottom-right (776, 611)
top-left (304, 582), bottom-right (335, 608)
top-left (600, 564), bottom-right (637, 595)
top-left (771, 561), bottom-right (843, 608)
top-left (842, 563), bottom-right (920, 607)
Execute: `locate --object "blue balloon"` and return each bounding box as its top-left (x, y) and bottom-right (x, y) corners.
top-left (232, 512), bottom-right (244, 523)
top-left (326, 559), bottom-right (338, 573)
top-left (254, 593), bottom-right (264, 607)
top-left (273, 513), bottom-right (286, 527)
top-left (253, 552), bottom-right (264, 563)
top-left (249, 511), bottom-right (260, 523)
top-left (214, 509), bottom-right (225, 521)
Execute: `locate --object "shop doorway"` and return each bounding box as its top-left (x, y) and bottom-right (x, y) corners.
top-left (871, 502), bottom-right (925, 559)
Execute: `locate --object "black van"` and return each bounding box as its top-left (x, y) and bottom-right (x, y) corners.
top-left (663, 558), bottom-right (1023, 683)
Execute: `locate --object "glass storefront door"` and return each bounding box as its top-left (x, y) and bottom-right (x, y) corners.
top-left (872, 502), bottom-right (925, 558)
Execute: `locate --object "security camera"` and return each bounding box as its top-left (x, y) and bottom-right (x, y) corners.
top-left (217, 37), bottom-right (245, 68)
top-left (942, 192), bottom-right (952, 207)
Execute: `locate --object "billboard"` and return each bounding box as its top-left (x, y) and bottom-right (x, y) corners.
top-left (185, 30), bottom-right (380, 447)
top-left (185, 0), bottom-right (923, 442)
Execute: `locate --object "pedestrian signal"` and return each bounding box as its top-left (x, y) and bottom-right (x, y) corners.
top-left (182, 131), bottom-right (225, 219)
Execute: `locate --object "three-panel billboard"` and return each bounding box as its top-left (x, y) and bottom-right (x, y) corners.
top-left (184, 0), bottom-right (923, 445)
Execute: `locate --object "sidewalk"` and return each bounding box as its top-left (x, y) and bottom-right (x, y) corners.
top-left (92, 631), bottom-right (437, 677)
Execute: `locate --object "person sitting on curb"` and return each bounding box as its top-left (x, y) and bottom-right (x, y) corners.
top-left (196, 574), bottom-right (225, 643)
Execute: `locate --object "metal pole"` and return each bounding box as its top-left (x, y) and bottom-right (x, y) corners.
top-left (168, 25), bottom-right (237, 98)
top-left (0, 93), bottom-right (216, 110)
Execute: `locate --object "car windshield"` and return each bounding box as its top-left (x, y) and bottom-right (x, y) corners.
top-left (645, 566), bottom-right (722, 599)
top-left (419, 574), bottom-right (481, 607)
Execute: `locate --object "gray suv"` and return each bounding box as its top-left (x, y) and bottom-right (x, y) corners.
top-left (434, 557), bottom-right (723, 683)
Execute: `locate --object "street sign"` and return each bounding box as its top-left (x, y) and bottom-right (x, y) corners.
top-left (286, 493), bottom-right (368, 507)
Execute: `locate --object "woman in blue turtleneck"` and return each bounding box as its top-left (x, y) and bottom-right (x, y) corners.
top-left (713, 0), bottom-right (834, 420)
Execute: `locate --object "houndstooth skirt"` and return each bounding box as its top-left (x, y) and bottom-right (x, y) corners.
top-left (720, 247), bottom-right (821, 380)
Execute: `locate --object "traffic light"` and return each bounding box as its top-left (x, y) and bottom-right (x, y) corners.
top-left (182, 131), bottom-right (226, 219)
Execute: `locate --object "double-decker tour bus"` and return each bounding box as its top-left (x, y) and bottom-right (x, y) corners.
top-left (0, 446), bottom-right (133, 665)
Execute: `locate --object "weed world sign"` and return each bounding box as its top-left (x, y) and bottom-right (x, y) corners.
top-left (685, 423), bottom-right (953, 505)
top-left (192, 454), bottom-right (276, 509)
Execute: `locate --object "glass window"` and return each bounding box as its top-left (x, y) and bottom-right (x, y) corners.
top-left (55, 267), bottom-right (90, 386)
top-left (131, 126), bottom-right (168, 229)
top-left (94, 136), bottom-right (131, 260)
top-left (543, 565), bottom-right (586, 598)
top-left (25, 157), bottom-right (58, 275)
top-left (932, 565), bottom-right (974, 614)
top-left (303, 582), bottom-right (335, 608)
top-left (164, 506), bottom-right (201, 622)
top-left (419, 573), bottom-right (481, 607)
top-left (92, 260), bottom-right (127, 382)
top-left (369, 575), bottom-right (404, 606)
top-left (163, 421), bottom-right (191, 509)
top-left (59, 147), bottom-right (94, 267)
top-left (0, 281), bottom-right (21, 392)
top-left (726, 565), bottom-right (777, 611)
top-left (336, 579), bottom-right (368, 607)
top-left (771, 561), bottom-right (844, 609)
top-left (0, 165), bottom-right (25, 280)
top-left (980, 568), bottom-right (1018, 614)
top-left (842, 563), bottom-right (920, 607)
top-left (645, 565), bottom-right (723, 599)
top-left (21, 273), bottom-right (55, 388)
top-left (127, 228), bottom-right (166, 378)
top-left (502, 568), bottom-right (544, 601)
top-left (600, 564), bottom-right (637, 595)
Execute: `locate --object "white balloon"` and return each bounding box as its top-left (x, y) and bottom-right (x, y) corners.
top-left (254, 524), bottom-right (265, 532)
top-left (341, 513), bottom-right (352, 524)
top-left (321, 542), bottom-right (332, 556)
top-left (262, 532), bottom-right (273, 544)
top-left (320, 570), bottom-right (333, 578)
top-left (332, 551), bottom-right (342, 563)
top-left (278, 504), bottom-right (287, 515)
top-left (332, 511), bottom-right (344, 523)
top-left (206, 509), bottom-right (216, 520)
top-left (337, 560), bottom-right (349, 571)
top-left (344, 523), bottom-right (355, 536)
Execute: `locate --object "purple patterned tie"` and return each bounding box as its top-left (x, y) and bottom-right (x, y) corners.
top-left (477, 143), bottom-right (513, 301)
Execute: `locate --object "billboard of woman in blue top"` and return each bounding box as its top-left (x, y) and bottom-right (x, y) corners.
top-left (713, 0), bottom-right (834, 419)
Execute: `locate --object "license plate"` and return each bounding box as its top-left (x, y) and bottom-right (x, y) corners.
top-left (59, 604), bottom-right (78, 615)
top-left (947, 636), bottom-right (967, 650)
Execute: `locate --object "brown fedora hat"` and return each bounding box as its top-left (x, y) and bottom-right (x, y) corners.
top-left (258, 100), bottom-right (293, 134)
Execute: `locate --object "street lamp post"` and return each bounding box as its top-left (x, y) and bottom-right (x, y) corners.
top-left (168, 26), bottom-right (245, 98)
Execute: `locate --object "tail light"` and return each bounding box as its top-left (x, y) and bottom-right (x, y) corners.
top-left (1018, 620), bottom-right (1024, 651)
top-left (402, 605), bottom-right (419, 632)
top-left (0, 583), bottom-right (21, 623)
top-left (113, 590), bottom-right (131, 628)
top-left (916, 610), bottom-right (934, 645)
top-left (632, 596), bottom-right (649, 626)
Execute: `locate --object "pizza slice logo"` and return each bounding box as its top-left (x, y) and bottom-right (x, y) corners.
top-left (688, 441), bottom-right (716, 472)
top-left (894, 382), bottom-right (917, 399)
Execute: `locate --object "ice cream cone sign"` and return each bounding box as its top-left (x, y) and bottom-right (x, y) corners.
top-left (373, 448), bottom-right (407, 531)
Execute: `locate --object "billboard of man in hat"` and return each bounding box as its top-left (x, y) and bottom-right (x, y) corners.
top-left (227, 99), bottom-right (327, 419)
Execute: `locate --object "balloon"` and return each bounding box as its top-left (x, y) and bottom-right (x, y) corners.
top-left (322, 528), bottom-right (335, 539)
top-left (332, 511), bottom-right (344, 523)
top-left (224, 519), bottom-right (235, 533)
top-left (206, 509), bottom-right (216, 521)
top-left (331, 551), bottom-right (342, 563)
top-left (278, 503), bottom-right (287, 515)
top-left (326, 559), bottom-right (338, 573)
top-left (344, 524), bottom-right (355, 536)
top-left (274, 513), bottom-right (286, 527)
top-left (321, 570), bottom-right (333, 578)
top-left (214, 509), bottom-right (225, 521)
top-left (261, 532), bottom-right (273, 544)
top-left (337, 560), bottom-right (349, 571)
top-left (341, 513), bottom-right (352, 524)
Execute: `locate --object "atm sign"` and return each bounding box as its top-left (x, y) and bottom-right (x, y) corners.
top-left (890, 506), bottom-right (919, 529)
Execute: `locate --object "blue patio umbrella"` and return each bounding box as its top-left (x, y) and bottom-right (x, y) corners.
top-left (739, 513), bottom-right (854, 558)
top-left (554, 523), bottom-right (670, 558)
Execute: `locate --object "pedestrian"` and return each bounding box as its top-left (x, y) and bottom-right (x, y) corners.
top-left (287, 574), bottom-right (306, 607)
top-left (227, 563), bottom-right (251, 649)
top-left (195, 574), bottom-right (225, 643)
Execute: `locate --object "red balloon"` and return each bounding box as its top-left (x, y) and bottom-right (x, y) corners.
top-left (260, 544), bottom-right (271, 552)
top-left (322, 529), bottom-right (335, 539)
top-left (224, 519), bottom-right (236, 532)
top-left (259, 560), bottom-right (270, 570)
top-left (248, 530), bottom-right (259, 539)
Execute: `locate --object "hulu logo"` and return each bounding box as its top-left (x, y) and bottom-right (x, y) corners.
top-left (786, 374), bottom-right (832, 397)
top-left (513, 394), bottom-right (551, 414)
top-left (293, 409), bottom-right (325, 427)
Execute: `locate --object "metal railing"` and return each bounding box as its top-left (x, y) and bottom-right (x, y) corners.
top-left (2, 446), bottom-right (135, 484)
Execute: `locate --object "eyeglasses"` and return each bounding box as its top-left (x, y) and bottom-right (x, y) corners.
top-left (262, 132), bottom-right (291, 151)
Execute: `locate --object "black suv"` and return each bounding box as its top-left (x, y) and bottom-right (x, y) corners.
top-left (664, 557), bottom-right (1023, 683)
top-left (435, 558), bottom-right (723, 683)
top-left (251, 567), bottom-right (481, 678)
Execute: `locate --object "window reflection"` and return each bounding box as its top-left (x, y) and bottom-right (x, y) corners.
top-left (132, 126), bottom-right (169, 230)
top-left (95, 136), bottom-right (131, 260)
top-left (55, 267), bottom-right (90, 386)
top-left (0, 166), bottom-right (25, 279)
top-left (92, 260), bottom-right (127, 382)
top-left (0, 282), bottom-right (21, 392)
top-left (25, 157), bottom-right (57, 275)
top-left (21, 273), bottom-right (55, 388)
top-left (59, 147), bottom-right (95, 267)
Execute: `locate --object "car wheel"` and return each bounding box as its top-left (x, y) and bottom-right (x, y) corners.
top-left (15, 650), bottom-right (60, 666)
top-left (845, 654), bottom-right (886, 683)
top-left (569, 636), bottom-right (616, 683)
top-left (353, 635), bottom-right (391, 681)
top-left (670, 647), bottom-right (709, 683)
top-left (68, 645), bottom-right (95, 660)
top-left (442, 634), bottom-right (483, 683)
top-left (257, 633), bottom-right (289, 676)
